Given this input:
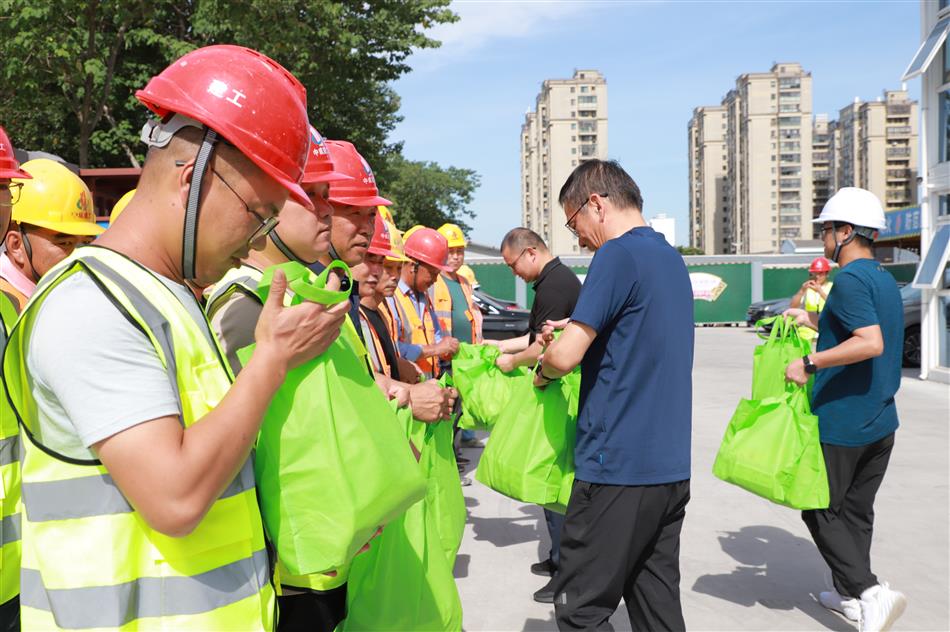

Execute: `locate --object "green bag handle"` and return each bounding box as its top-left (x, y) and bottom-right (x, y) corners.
top-left (756, 315), bottom-right (796, 341)
top-left (256, 260), bottom-right (352, 306)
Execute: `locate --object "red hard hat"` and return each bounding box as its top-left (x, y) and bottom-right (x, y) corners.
top-left (367, 213), bottom-right (400, 259)
top-left (325, 140), bottom-right (392, 207)
top-left (302, 126), bottom-right (353, 185)
top-left (135, 45), bottom-right (311, 207)
top-left (809, 257), bottom-right (832, 274)
top-left (404, 227), bottom-right (452, 272)
top-left (0, 127), bottom-right (31, 180)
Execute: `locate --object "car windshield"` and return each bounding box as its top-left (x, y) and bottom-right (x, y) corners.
top-left (900, 284), bottom-right (920, 302)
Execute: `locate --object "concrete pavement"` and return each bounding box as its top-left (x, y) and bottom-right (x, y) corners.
top-left (454, 327), bottom-right (949, 631)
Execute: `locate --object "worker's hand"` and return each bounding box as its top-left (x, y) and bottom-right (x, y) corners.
top-left (799, 279), bottom-right (813, 293)
top-left (495, 353), bottom-right (517, 373)
top-left (533, 371), bottom-right (552, 390)
top-left (436, 336), bottom-right (460, 357)
top-left (482, 338), bottom-right (501, 349)
top-left (408, 380), bottom-right (454, 422)
top-left (254, 269), bottom-right (349, 370)
top-left (355, 526), bottom-right (384, 556)
top-left (397, 357), bottom-right (423, 383)
top-left (540, 318), bottom-right (568, 347)
top-left (785, 358), bottom-right (809, 386)
top-left (387, 381), bottom-right (411, 408)
top-left (782, 307), bottom-right (810, 327)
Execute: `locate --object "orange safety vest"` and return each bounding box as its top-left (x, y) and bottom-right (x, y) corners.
top-left (392, 285), bottom-right (442, 378)
top-left (432, 273), bottom-right (482, 344)
top-left (359, 304), bottom-right (392, 378)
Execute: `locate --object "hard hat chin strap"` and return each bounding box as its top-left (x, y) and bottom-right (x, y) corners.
top-left (18, 225), bottom-right (41, 283)
top-left (182, 127), bottom-right (219, 280)
top-left (831, 222), bottom-right (876, 263)
top-left (269, 229), bottom-right (317, 266)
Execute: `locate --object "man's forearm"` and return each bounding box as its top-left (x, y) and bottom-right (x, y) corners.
top-left (812, 334), bottom-right (883, 369)
top-left (498, 333), bottom-right (530, 354)
top-left (511, 339), bottom-right (544, 368)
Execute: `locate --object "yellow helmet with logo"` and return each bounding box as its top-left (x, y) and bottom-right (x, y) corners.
top-left (437, 223), bottom-right (467, 248)
top-left (109, 189), bottom-right (136, 224)
top-left (386, 219), bottom-right (409, 262)
top-left (13, 159), bottom-right (104, 236)
top-left (457, 264), bottom-right (477, 286)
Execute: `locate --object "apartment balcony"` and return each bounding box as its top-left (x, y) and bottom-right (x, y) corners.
top-left (779, 178), bottom-right (802, 189)
top-left (580, 144), bottom-right (598, 157)
top-left (886, 147), bottom-right (911, 158)
top-left (888, 104), bottom-right (912, 116)
top-left (887, 168), bottom-right (912, 180)
top-left (887, 126), bottom-right (913, 137)
top-left (886, 189), bottom-right (911, 202)
top-left (578, 110), bottom-right (597, 118)
top-left (812, 152), bottom-right (830, 162)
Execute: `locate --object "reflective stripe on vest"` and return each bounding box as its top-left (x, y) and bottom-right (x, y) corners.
top-left (1, 291), bottom-right (22, 604)
top-left (2, 247), bottom-right (275, 630)
top-left (392, 287), bottom-right (440, 378)
top-left (359, 306), bottom-right (391, 378)
top-left (204, 264), bottom-right (264, 321)
top-left (433, 274), bottom-right (482, 343)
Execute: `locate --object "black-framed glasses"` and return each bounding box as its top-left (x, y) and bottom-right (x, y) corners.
top-left (211, 168), bottom-right (279, 244)
top-left (819, 224), bottom-right (835, 236)
top-left (505, 248), bottom-right (528, 270)
top-left (0, 182), bottom-right (23, 207)
top-left (565, 193), bottom-right (607, 237)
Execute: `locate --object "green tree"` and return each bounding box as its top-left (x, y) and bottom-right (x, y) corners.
top-left (0, 0), bottom-right (456, 173)
top-left (676, 245), bottom-right (704, 256)
top-left (382, 155), bottom-right (480, 233)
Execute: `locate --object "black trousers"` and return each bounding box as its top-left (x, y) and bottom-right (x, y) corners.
top-left (802, 433), bottom-right (894, 599)
top-left (0, 596), bottom-right (18, 632)
top-left (277, 584), bottom-right (347, 632)
top-left (553, 479), bottom-right (690, 632)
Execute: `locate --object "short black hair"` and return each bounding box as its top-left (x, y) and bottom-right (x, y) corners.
top-left (558, 159), bottom-right (643, 213)
top-left (500, 227), bottom-right (549, 254)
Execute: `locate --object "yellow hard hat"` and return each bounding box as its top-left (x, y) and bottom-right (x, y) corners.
top-left (377, 205), bottom-right (394, 225)
top-left (437, 223), bottom-right (467, 248)
top-left (457, 264), bottom-right (477, 286)
top-left (385, 219), bottom-right (410, 262)
top-left (13, 159), bottom-right (104, 236)
top-left (110, 189), bottom-right (136, 224)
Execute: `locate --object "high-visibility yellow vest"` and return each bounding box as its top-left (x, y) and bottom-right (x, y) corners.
top-left (0, 291), bottom-right (22, 606)
top-left (433, 273), bottom-right (482, 344)
top-left (2, 247), bottom-right (276, 630)
top-left (359, 304), bottom-right (392, 378)
top-left (800, 281), bottom-right (833, 343)
top-left (392, 286), bottom-right (442, 378)
top-left (206, 263), bottom-right (351, 593)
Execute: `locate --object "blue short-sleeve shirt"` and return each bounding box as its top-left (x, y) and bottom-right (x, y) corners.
top-left (812, 258), bottom-right (903, 446)
top-left (569, 226), bottom-right (694, 486)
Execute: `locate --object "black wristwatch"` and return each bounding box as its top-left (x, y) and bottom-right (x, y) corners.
top-left (535, 363), bottom-right (557, 383)
top-left (803, 354), bottom-right (817, 375)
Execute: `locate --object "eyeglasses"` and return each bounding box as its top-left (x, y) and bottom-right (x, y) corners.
top-left (565, 193), bottom-right (607, 237)
top-left (212, 168), bottom-right (279, 244)
top-left (505, 248), bottom-right (528, 270)
top-left (0, 182), bottom-right (23, 207)
top-left (819, 225), bottom-right (835, 236)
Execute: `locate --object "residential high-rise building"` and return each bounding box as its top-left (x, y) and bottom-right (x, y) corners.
top-left (812, 114), bottom-right (834, 234)
top-left (727, 63), bottom-right (814, 253)
top-left (521, 69), bottom-right (608, 255)
top-left (832, 89), bottom-right (919, 211)
top-left (688, 106), bottom-right (728, 254)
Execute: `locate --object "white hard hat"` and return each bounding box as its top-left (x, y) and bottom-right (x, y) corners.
top-left (813, 187), bottom-right (886, 231)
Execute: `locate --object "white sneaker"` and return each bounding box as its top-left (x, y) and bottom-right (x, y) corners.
top-left (818, 590), bottom-right (861, 622)
top-left (859, 583), bottom-right (907, 632)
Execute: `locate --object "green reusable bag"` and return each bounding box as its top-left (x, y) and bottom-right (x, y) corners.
top-left (452, 342), bottom-right (529, 430)
top-left (239, 261), bottom-right (426, 576)
top-left (752, 316), bottom-right (813, 400)
top-left (712, 384), bottom-right (829, 510)
top-left (475, 368), bottom-right (581, 514)
top-left (392, 401), bottom-right (465, 566)
top-left (343, 402), bottom-right (463, 632)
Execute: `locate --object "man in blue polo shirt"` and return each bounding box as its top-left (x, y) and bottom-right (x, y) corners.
top-left (538, 160), bottom-right (693, 631)
top-left (785, 187), bottom-right (906, 632)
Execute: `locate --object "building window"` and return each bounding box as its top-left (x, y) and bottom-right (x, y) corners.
top-left (570, 87), bottom-right (575, 93)
top-left (580, 86), bottom-right (588, 93)
top-left (571, 148), bottom-right (576, 154)
top-left (570, 98), bottom-right (575, 105)
top-left (578, 96), bottom-right (597, 104)
top-left (571, 111), bottom-right (575, 117)
top-left (941, 91), bottom-right (950, 163)
top-left (940, 195), bottom-right (950, 217)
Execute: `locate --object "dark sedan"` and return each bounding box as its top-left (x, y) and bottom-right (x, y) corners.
top-left (747, 296), bottom-right (793, 329)
top-left (473, 289), bottom-right (530, 340)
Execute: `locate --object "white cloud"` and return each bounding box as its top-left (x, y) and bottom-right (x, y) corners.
top-left (414, 1), bottom-right (595, 70)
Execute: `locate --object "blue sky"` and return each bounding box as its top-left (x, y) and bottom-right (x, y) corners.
top-left (391, 0), bottom-right (921, 247)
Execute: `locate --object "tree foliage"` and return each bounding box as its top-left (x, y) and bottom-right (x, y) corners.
top-left (382, 155), bottom-right (480, 233)
top-left (0, 0), bottom-right (456, 176)
top-left (676, 245), bottom-right (704, 256)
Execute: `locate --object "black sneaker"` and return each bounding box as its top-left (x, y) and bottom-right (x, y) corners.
top-left (533, 577), bottom-right (557, 604)
top-left (530, 558), bottom-right (556, 577)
